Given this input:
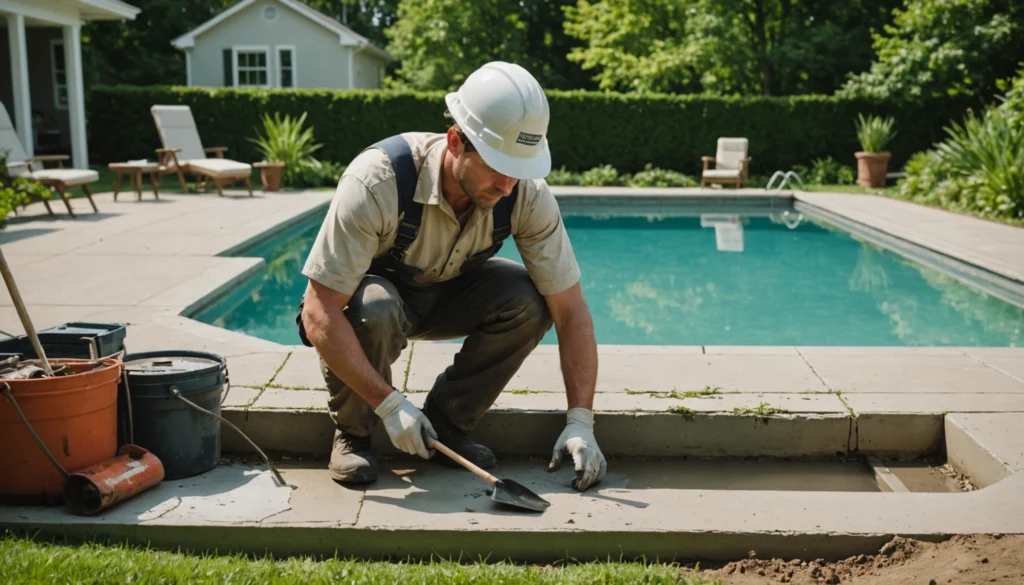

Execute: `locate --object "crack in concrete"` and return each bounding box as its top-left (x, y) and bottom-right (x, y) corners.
top-left (141, 497), bottom-right (182, 521)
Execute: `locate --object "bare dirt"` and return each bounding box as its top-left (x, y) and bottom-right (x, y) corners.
top-left (701, 534), bottom-right (1024, 585)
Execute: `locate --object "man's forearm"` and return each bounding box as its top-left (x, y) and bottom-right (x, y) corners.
top-left (304, 306), bottom-right (394, 409)
top-left (555, 307), bottom-right (598, 411)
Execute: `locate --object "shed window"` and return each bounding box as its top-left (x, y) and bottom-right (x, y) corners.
top-left (277, 47), bottom-right (294, 88)
top-left (234, 48), bottom-right (270, 87)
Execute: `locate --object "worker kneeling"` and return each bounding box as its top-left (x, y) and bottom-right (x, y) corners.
top-left (298, 62), bottom-right (606, 492)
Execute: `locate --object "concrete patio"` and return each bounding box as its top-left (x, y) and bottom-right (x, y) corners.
top-left (1, 186), bottom-right (1023, 561)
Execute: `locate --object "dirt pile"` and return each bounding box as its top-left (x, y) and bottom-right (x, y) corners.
top-left (703, 534), bottom-right (1024, 585)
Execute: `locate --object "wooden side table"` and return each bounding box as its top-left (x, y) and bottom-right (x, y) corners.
top-left (108, 162), bottom-right (163, 201)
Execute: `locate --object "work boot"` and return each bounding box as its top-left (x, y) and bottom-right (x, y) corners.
top-left (423, 397), bottom-right (497, 469)
top-left (329, 429), bottom-right (378, 484)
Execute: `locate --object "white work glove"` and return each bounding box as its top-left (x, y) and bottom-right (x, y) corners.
top-left (373, 391), bottom-right (437, 460)
top-left (548, 408), bottom-right (607, 491)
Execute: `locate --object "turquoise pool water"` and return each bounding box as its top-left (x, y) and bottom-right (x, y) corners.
top-left (194, 205), bottom-right (1024, 346)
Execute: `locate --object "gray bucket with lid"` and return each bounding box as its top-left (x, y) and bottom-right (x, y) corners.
top-left (124, 350), bottom-right (227, 480)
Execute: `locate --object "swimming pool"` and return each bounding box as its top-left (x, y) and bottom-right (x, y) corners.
top-left (194, 200), bottom-right (1024, 347)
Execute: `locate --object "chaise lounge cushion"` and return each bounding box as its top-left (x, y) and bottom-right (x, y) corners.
top-left (22, 168), bottom-right (99, 186)
top-left (702, 169), bottom-right (742, 179)
top-left (185, 158), bottom-right (252, 178)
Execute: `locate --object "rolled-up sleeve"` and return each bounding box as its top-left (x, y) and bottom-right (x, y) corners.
top-left (513, 181), bottom-right (581, 296)
top-left (301, 175), bottom-right (383, 295)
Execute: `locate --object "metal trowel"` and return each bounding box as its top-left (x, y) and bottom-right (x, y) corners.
top-left (432, 441), bottom-right (550, 513)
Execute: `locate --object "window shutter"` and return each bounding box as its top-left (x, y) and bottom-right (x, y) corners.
top-left (223, 49), bottom-right (232, 86)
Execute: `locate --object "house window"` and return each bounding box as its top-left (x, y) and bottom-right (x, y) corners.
top-left (277, 47), bottom-right (295, 88)
top-left (233, 47), bottom-right (270, 87)
top-left (263, 6), bottom-right (278, 21)
top-left (50, 40), bottom-right (68, 110)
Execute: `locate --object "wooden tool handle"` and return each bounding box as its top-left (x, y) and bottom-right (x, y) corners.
top-left (432, 440), bottom-right (499, 486)
top-left (0, 247), bottom-right (52, 376)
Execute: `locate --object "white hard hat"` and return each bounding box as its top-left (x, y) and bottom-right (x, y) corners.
top-left (445, 61), bottom-right (551, 180)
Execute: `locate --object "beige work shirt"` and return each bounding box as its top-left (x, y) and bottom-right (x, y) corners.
top-left (302, 132), bottom-right (581, 297)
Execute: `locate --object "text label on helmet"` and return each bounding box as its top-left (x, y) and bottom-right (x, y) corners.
top-left (516, 132), bottom-right (543, 146)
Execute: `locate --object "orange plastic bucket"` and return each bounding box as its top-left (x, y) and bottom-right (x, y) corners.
top-left (0, 358), bottom-right (121, 503)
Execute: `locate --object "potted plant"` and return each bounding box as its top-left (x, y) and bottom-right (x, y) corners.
top-left (854, 114), bottom-right (897, 188)
top-left (249, 112), bottom-right (322, 192)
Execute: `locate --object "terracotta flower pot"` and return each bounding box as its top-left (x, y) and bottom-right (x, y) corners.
top-left (254, 161), bottom-right (286, 192)
top-left (855, 152), bottom-right (890, 188)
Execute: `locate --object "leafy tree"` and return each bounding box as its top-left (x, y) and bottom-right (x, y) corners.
top-left (384, 0), bottom-right (591, 91)
top-left (302, 0), bottom-right (399, 50)
top-left (564, 0), bottom-right (899, 95)
top-left (563, 0), bottom-right (695, 93)
top-left (82, 0), bottom-right (235, 86)
top-left (839, 0), bottom-right (1024, 103)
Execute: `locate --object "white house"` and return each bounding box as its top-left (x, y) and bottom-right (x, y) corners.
top-left (171, 0), bottom-right (390, 90)
top-left (0, 0), bottom-right (141, 168)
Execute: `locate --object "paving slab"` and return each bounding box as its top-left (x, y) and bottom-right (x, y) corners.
top-left (271, 345), bottom-right (412, 390)
top-left (800, 352), bottom-right (1024, 393)
top-left (252, 388), bottom-right (328, 410)
top-left (122, 320), bottom-right (285, 357)
top-left (408, 344), bottom-right (824, 393)
top-left (964, 348), bottom-right (1024, 381)
top-left (842, 393), bottom-right (1024, 414)
top-left (267, 349), bottom-right (325, 389)
top-left (945, 413), bottom-right (1024, 488)
top-left (490, 392), bottom-right (847, 414)
top-left (261, 463), bottom-right (362, 526)
top-left (222, 386), bottom-right (261, 408)
top-left (225, 353), bottom-right (291, 388)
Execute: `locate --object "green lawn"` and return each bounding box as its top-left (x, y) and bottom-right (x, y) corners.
top-left (0, 532), bottom-right (720, 585)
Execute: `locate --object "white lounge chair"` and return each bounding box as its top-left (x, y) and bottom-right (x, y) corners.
top-left (150, 105), bottom-right (253, 197)
top-left (0, 102), bottom-right (98, 218)
top-left (700, 138), bottom-right (750, 188)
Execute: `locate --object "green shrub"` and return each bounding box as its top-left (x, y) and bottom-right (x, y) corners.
top-left (579, 164), bottom-right (626, 186)
top-left (546, 166), bottom-right (582, 186)
top-left (855, 114), bottom-right (897, 153)
top-left (86, 85), bottom-right (973, 174)
top-left (0, 150), bottom-right (51, 228)
top-left (792, 156), bottom-right (855, 185)
top-left (627, 164), bottom-right (697, 187)
top-left (293, 159), bottom-right (346, 188)
top-left (899, 103), bottom-right (1024, 220)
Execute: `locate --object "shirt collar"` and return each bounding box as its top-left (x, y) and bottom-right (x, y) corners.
top-left (414, 138), bottom-right (448, 206)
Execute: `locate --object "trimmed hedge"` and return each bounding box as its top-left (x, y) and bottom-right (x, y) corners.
top-left (87, 85), bottom-right (972, 174)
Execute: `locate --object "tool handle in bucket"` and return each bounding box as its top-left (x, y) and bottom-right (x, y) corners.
top-left (0, 247), bottom-right (52, 376)
top-left (432, 440), bottom-right (499, 486)
top-left (168, 386), bottom-right (289, 488)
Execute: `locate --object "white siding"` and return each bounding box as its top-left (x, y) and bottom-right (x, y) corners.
top-left (351, 47), bottom-right (386, 89)
top-left (189, 0), bottom-right (348, 89)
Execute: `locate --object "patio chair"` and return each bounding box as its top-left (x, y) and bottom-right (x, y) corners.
top-left (0, 102), bottom-right (98, 218)
top-left (150, 105), bottom-right (253, 197)
top-left (700, 138), bottom-right (750, 188)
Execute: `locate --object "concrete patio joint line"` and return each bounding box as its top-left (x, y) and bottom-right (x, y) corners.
top-left (796, 348), bottom-right (830, 390)
top-left (402, 342), bottom-right (415, 392)
top-left (266, 351), bottom-right (294, 388)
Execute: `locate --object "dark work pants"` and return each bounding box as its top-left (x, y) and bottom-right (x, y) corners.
top-left (323, 258), bottom-right (554, 436)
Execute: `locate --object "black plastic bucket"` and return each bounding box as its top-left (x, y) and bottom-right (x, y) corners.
top-left (123, 351), bottom-right (227, 480)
